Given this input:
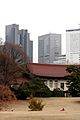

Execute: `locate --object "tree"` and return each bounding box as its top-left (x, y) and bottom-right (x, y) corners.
top-left (0, 84), bottom-right (16, 101)
top-left (11, 77), bottom-right (52, 100)
top-left (66, 65), bottom-right (80, 97)
top-left (28, 77), bottom-right (52, 97)
top-left (12, 83), bottom-right (30, 100)
top-left (0, 43), bottom-right (30, 86)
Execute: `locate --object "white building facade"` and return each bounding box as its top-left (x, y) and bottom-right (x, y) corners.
top-left (66, 29), bottom-right (80, 64)
top-left (44, 79), bottom-right (68, 91)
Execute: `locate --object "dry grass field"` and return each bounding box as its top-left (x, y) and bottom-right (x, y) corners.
top-left (0, 97), bottom-right (80, 120)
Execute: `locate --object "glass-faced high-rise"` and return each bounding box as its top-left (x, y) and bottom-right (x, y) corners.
top-left (5, 24), bottom-right (19, 44)
top-left (5, 24), bottom-right (33, 62)
top-left (19, 29), bottom-right (29, 57)
top-left (38, 33), bottom-right (61, 64)
top-left (66, 29), bottom-right (80, 64)
top-left (19, 30), bottom-right (33, 62)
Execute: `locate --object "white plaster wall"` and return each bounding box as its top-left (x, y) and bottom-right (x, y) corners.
top-left (45, 80), bottom-right (68, 91)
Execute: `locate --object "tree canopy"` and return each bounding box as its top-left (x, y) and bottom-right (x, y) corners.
top-left (66, 65), bottom-right (80, 97)
top-left (0, 43), bottom-right (30, 85)
top-left (28, 77), bottom-right (52, 97)
top-left (12, 77), bottom-right (52, 100)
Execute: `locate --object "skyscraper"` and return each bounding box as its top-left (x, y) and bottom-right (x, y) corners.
top-left (19, 29), bottom-right (29, 56)
top-left (38, 33), bottom-right (61, 64)
top-left (66, 29), bottom-right (80, 64)
top-left (29, 40), bottom-right (33, 62)
top-left (5, 24), bottom-right (33, 62)
top-left (5, 24), bottom-right (19, 44)
top-left (19, 29), bottom-right (33, 62)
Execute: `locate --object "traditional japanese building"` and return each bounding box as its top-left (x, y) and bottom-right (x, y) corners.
top-left (30, 63), bottom-right (68, 92)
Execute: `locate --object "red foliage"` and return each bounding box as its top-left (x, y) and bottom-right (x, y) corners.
top-left (0, 84), bottom-right (16, 101)
top-left (0, 84), bottom-right (17, 111)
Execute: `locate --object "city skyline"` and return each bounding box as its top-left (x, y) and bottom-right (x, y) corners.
top-left (0, 0), bottom-right (80, 62)
top-left (5, 24), bottom-right (33, 62)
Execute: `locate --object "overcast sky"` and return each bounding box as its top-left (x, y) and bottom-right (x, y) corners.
top-left (0, 0), bottom-right (80, 62)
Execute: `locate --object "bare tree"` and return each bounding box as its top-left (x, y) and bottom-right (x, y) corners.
top-left (0, 43), bottom-right (31, 85)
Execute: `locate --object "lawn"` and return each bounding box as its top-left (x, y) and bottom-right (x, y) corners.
top-left (0, 97), bottom-right (80, 120)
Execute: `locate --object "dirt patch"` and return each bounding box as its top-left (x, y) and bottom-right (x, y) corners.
top-left (0, 97), bottom-right (80, 120)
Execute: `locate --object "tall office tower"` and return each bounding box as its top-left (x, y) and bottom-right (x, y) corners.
top-left (38, 33), bottom-right (61, 64)
top-left (5, 24), bottom-right (19, 44)
top-left (19, 29), bottom-right (33, 62)
top-left (19, 29), bottom-right (29, 56)
top-left (66, 29), bottom-right (80, 64)
top-left (29, 40), bottom-right (33, 62)
top-left (5, 24), bottom-right (33, 62)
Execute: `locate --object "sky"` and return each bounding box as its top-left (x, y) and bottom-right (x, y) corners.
top-left (0, 0), bottom-right (80, 62)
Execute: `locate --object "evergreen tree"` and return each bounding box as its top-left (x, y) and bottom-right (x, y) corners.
top-left (66, 65), bottom-right (80, 96)
top-left (29, 77), bottom-right (52, 97)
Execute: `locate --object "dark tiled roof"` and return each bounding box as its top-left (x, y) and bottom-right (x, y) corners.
top-left (30, 63), bottom-right (68, 77)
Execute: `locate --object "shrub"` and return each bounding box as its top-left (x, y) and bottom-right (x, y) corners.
top-left (29, 77), bottom-right (52, 97)
top-left (0, 84), bottom-right (16, 101)
top-left (11, 83), bottom-right (30, 100)
top-left (12, 77), bottom-right (52, 100)
top-left (28, 97), bottom-right (45, 111)
top-left (52, 88), bottom-right (65, 97)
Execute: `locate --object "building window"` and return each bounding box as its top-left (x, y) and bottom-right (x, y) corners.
top-left (49, 80), bottom-right (53, 88)
top-left (60, 83), bottom-right (64, 90)
top-left (54, 80), bottom-right (58, 89)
